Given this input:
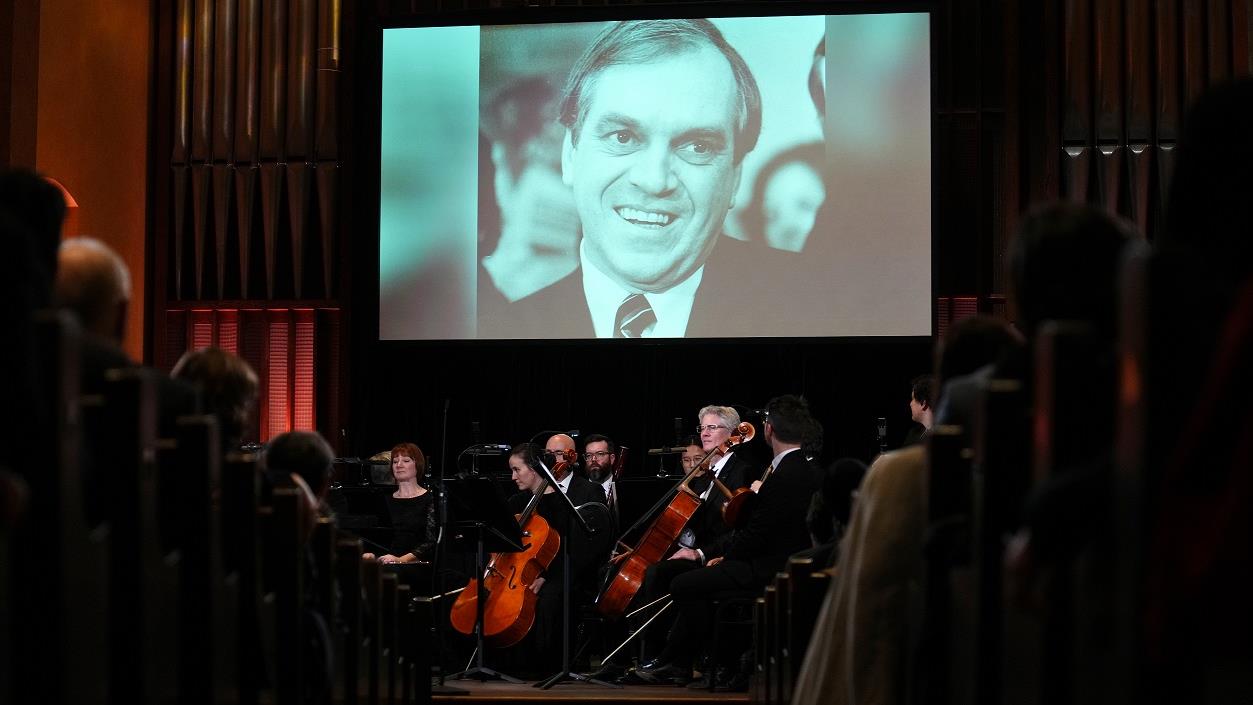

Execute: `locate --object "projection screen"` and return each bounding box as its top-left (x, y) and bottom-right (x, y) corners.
top-left (379, 12), bottom-right (931, 340)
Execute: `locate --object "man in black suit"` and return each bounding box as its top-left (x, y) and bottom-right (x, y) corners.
top-left (477, 19), bottom-right (799, 340)
top-left (633, 395), bottom-right (821, 686)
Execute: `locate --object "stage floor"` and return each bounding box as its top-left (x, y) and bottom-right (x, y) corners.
top-left (432, 679), bottom-right (749, 704)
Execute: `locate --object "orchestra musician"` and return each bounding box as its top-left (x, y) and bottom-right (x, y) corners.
top-left (544, 433), bottom-right (579, 485)
top-left (616, 408), bottom-right (754, 681)
top-left (581, 433), bottom-right (619, 520)
top-left (361, 443), bottom-right (437, 565)
top-left (631, 395), bottom-right (821, 687)
top-left (501, 442), bottom-right (611, 674)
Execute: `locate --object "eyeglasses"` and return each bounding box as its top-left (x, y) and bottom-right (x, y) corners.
top-left (696, 424), bottom-right (728, 433)
top-left (583, 451), bottom-right (612, 460)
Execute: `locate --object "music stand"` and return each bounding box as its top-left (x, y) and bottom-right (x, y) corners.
top-left (528, 460), bottom-right (619, 691)
top-left (443, 477), bottom-right (526, 683)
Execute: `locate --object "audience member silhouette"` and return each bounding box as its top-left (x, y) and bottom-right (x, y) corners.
top-left (170, 347), bottom-right (259, 453)
top-left (792, 312), bottom-right (1021, 705)
top-left (1142, 77), bottom-right (1253, 703)
top-left (0, 168), bottom-right (65, 478)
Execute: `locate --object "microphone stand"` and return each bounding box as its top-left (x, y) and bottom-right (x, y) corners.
top-left (529, 457), bottom-right (618, 690)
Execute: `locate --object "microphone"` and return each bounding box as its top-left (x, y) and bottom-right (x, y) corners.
top-left (877, 417), bottom-right (887, 454)
top-left (673, 417), bottom-right (683, 444)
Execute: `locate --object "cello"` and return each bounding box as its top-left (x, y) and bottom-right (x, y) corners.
top-left (595, 422), bottom-right (754, 618)
top-left (448, 462), bottom-right (565, 648)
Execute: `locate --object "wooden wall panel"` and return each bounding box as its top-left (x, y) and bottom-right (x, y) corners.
top-left (315, 0), bottom-right (340, 159)
top-left (1063, 0), bottom-right (1093, 142)
top-left (173, 0), bottom-right (193, 163)
top-left (259, 162), bottom-right (282, 299)
top-left (212, 0), bottom-right (237, 162)
top-left (293, 308), bottom-right (316, 431)
top-left (1208, 0), bottom-right (1232, 85)
top-left (191, 164), bottom-right (210, 299)
top-left (1156, 0), bottom-right (1181, 140)
top-left (172, 166), bottom-right (189, 299)
top-left (1157, 143), bottom-right (1176, 213)
top-left (286, 0), bottom-right (316, 160)
top-left (1094, 0), bottom-right (1122, 142)
top-left (234, 0), bottom-right (260, 161)
top-left (286, 163), bottom-right (311, 299)
top-left (236, 166), bottom-right (258, 298)
top-left (1234, 0), bottom-right (1251, 74)
top-left (1125, 0), bottom-right (1151, 142)
top-left (1182, 1), bottom-right (1207, 107)
top-left (265, 309), bottom-right (290, 441)
top-left (212, 164), bottom-right (232, 296)
top-left (316, 164), bottom-right (336, 296)
top-left (191, 0), bottom-right (214, 161)
top-left (1128, 143), bottom-right (1152, 232)
top-left (1063, 145), bottom-right (1092, 202)
top-left (1095, 144), bottom-right (1121, 212)
top-left (259, 0), bottom-right (287, 159)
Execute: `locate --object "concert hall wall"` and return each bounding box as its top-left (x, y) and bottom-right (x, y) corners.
top-left (136, 0), bottom-right (1253, 466)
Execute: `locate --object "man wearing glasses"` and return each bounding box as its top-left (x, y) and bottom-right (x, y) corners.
top-left (582, 433), bottom-right (620, 521)
top-left (544, 432), bottom-right (580, 490)
top-left (619, 406), bottom-right (755, 683)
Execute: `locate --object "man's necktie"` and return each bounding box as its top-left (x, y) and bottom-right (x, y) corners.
top-left (614, 293), bottom-right (656, 338)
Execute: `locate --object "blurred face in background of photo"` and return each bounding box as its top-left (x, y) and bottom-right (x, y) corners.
top-left (763, 161), bottom-right (826, 252)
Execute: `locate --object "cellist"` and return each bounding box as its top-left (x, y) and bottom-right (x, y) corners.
top-left (502, 442), bottom-right (610, 675)
top-left (611, 406), bottom-right (755, 683)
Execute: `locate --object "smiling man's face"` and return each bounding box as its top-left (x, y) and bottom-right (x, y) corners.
top-left (562, 45), bottom-right (743, 293)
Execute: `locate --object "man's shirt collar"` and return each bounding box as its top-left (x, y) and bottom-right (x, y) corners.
top-left (580, 238), bottom-right (703, 338)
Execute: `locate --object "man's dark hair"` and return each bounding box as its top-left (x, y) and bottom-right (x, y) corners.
top-left (582, 433), bottom-right (616, 455)
top-left (264, 431), bottom-right (334, 497)
top-left (1010, 203), bottom-right (1133, 341)
top-left (678, 434), bottom-right (702, 448)
top-left (559, 19), bottom-right (763, 164)
top-left (910, 374), bottom-right (933, 409)
top-left (171, 347), bottom-right (259, 445)
top-left (933, 314), bottom-right (1021, 388)
top-left (764, 394), bottom-right (821, 446)
top-left (0, 168), bottom-right (65, 309)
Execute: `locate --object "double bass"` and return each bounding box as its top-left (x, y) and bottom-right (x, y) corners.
top-left (448, 463), bottom-right (565, 648)
top-left (595, 422), bottom-right (754, 618)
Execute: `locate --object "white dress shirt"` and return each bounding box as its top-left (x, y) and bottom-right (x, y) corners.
top-left (580, 239), bottom-right (704, 338)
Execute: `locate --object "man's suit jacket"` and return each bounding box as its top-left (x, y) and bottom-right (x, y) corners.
top-left (721, 449), bottom-right (821, 584)
top-left (478, 236), bottom-right (801, 339)
top-left (689, 451), bottom-right (755, 558)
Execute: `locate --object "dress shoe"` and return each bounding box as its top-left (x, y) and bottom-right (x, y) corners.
top-left (716, 669), bottom-right (750, 693)
top-left (686, 665), bottom-right (733, 690)
top-left (632, 661), bottom-right (692, 686)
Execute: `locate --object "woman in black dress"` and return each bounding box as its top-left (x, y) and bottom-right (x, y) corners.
top-left (363, 442), bottom-right (437, 564)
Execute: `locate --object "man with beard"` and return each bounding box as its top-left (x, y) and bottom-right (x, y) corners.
top-left (581, 433), bottom-right (619, 522)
